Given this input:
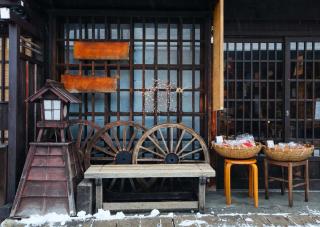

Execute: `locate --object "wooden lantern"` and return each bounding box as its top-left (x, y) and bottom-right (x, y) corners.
top-left (26, 79), bottom-right (81, 142)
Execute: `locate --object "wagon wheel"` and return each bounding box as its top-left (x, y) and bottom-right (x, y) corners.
top-left (86, 121), bottom-right (154, 192)
top-left (132, 123), bottom-right (209, 191)
top-left (132, 123), bottom-right (210, 164)
top-left (68, 119), bottom-right (102, 170)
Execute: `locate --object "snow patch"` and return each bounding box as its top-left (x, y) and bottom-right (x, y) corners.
top-left (245, 217), bottom-right (253, 222)
top-left (178, 220), bottom-right (208, 226)
top-left (148, 209), bottom-right (160, 217)
top-left (19, 213), bottom-right (72, 226)
top-left (93, 209), bottom-right (125, 220)
top-left (165, 212), bottom-right (174, 218)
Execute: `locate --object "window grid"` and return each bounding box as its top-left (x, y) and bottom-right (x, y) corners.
top-left (219, 42), bottom-right (284, 142)
top-left (289, 41), bottom-right (320, 147)
top-left (57, 16), bottom-right (207, 138)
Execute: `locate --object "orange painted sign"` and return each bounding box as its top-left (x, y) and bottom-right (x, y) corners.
top-left (74, 41), bottom-right (129, 60)
top-left (61, 75), bottom-right (118, 93)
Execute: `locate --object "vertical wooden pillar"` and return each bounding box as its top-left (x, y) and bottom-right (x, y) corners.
top-left (7, 23), bottom-right (25, 202)
top-left (212, 0), bottom-right (224, 112)
top-left (48, 13), bottom-right (57, 80)
top-left (211, 0), bottom-right (224, 140)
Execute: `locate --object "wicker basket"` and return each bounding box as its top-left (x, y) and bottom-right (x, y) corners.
top-left (264, 144), bottom-right (314, 162)
top-left (212, 142), bottom-right (262, 159)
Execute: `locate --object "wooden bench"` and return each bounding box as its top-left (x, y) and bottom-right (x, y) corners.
top-left (84, 163), bottom-right (215, 212)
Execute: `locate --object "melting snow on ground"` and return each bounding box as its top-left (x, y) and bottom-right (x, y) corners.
top-left (15, 209), bottom-right (161, 226)
top-left (9, 208), bottom-right (320, 227)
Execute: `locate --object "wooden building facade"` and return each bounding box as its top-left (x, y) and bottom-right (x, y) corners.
top-left (0, 0), bottom-right (320, 216)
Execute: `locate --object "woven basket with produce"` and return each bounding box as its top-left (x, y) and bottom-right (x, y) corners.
top-left (263, 142), bottom-right (314, 162)
top-left (212, 134), bottom-right (262, 159)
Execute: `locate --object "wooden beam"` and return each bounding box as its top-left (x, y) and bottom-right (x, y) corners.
top-left (0, 102), bottom-right (8, 130)
top-left (8, 23), bottom-right (25, 202)
top-left (9, 11), bottom-right (43, 40)
top-left (212, 0), bottom-right (224, 111)
top-left (61, 75), bottom-right (118, 93)
top-left (74, 41), bottom-right (129, 60)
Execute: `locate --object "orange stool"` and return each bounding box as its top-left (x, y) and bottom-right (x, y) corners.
top-left (224, 158), bottom-right (259, 207)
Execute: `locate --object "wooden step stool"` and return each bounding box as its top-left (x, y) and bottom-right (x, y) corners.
top-left (264, 159), bottom-right (309, 207)
top-left (224, 158), bottom-right (259, 208)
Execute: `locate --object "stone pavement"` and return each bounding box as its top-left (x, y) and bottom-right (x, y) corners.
top-left (2, 191), bottom-right (320, 226)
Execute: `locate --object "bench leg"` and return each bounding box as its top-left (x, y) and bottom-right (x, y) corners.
top-left (198, 177), bottom-right (206, 212)
top-left (264, 159), bottom-right (269, 200)
top-left (252, 163), bottom-right (259, 208)
top-left (288, 163), bottom-right (293, 207)
top-left (305, 160), bottom-right (309, 202)
top-left (225, 162), bottom-right (232, 205)
top-left (96, 178), bottom-right (103, 211)
top-left (249, 165), bottom-right (253, 198)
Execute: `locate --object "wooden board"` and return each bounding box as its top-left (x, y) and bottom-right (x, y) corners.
top-left (103, 201), bottom-right (198, 211)
top-left (84, 164), bottom-right (216, 179)
top-left (61, 75), bottom-right (117, 93)
top-left (74, 41), bottom-right (129, 60)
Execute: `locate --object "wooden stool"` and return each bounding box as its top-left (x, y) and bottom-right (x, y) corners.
top-left (224, 159), bottom-right (259, 208)
top-left (264, 159), bottom-right (309, 207)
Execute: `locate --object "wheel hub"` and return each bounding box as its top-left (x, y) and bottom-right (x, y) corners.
top-left (115, 151), bottom-right (132, 164)
top-left (165, 153), bottom-right (179, 164)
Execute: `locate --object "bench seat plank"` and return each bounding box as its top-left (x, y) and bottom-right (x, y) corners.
top-left (84, 164), bottom-right (215, 179)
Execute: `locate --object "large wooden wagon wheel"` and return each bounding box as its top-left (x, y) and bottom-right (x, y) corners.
top-left (86, 121), bottom-right (154, 192)
top-left (132, 123), bottom-right (210, 164)
top-left (68, 119), bottom-right (102, 170)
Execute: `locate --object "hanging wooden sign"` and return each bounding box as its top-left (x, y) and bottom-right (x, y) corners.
top-left (73, 41), bottom-right (129, 60)
top-left (61, 75), bottom-right (118, 93)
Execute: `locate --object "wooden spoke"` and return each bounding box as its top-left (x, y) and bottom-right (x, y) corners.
top-left (158, 129), bottom-right (169, 154)
top-left (176, 137), bottom-right (197, 156)
top-left (146, 135), bottom-right (167, 156)
top-left (108, 178), bottom-right (117, 191)
top-left (120, 178), bottom-right (125, 192)
top-left (92, 144), bottom-right (116, 157)
top-left (129, 178), bottom-right (136, 191)
top-left (111, 128), bottom-right (122, 151)
top-left (174, 129), bottom-right (186, 154)
top-left (126, 129), bottom-right (137, 152)
top-left (100, 132), bottom-right (118, 153)
top-left (179, 148), bottom-right (203, 159)
top-left (122, 126), bottom-right (127, 151)
top-left (140, 146), bottom-right (165, 158)
top-left (170, 127), bottom-right (174, 153)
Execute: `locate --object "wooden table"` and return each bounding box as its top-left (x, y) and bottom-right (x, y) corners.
top-left (264, 159), bottom-right (309, 207)
top-left (84, 163), bottom-right (216, 212)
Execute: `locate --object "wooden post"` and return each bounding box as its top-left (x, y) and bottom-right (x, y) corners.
top-left (8, 23), bottom-right (25, 203)
top-left (95, 178), bottom-right (103, 211)
top-left (198, 177), bottom-right (207, 212)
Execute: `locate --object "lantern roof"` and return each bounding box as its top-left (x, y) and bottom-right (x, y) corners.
top-left (26, 79), bottom-right (82, 104)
